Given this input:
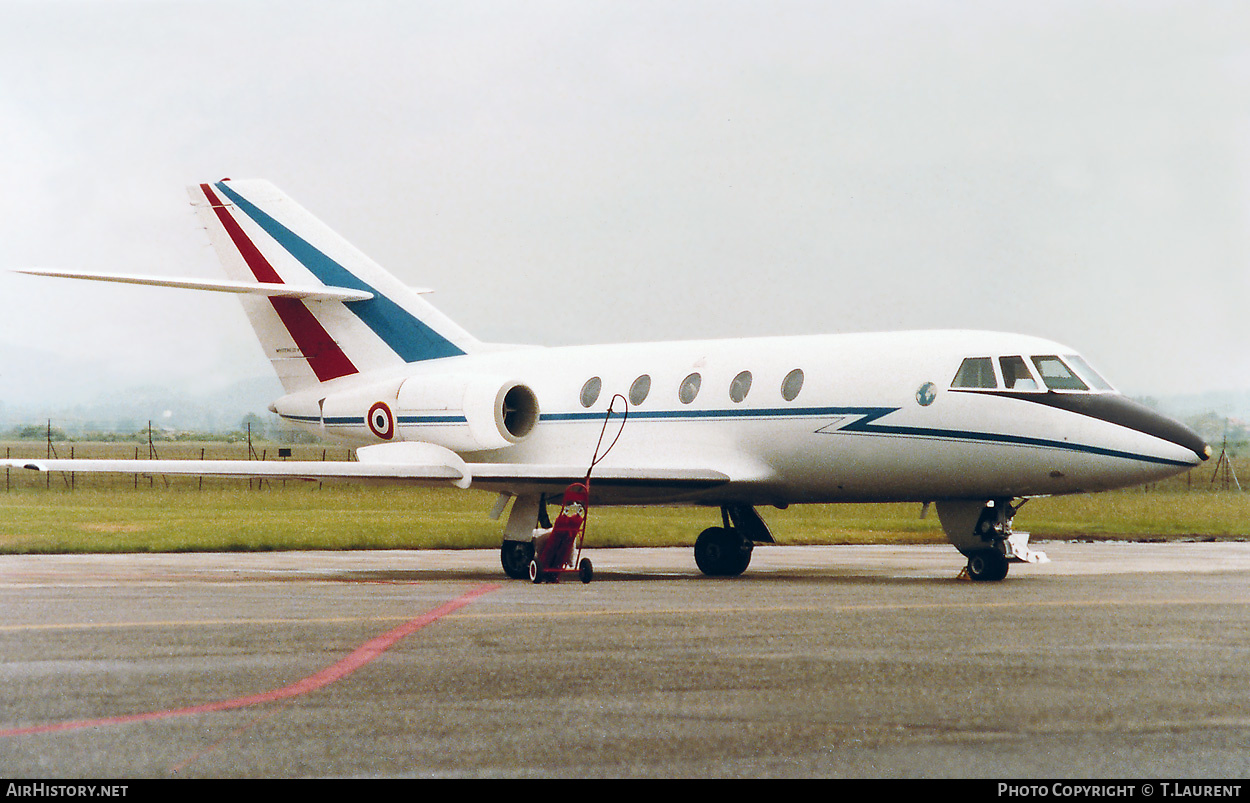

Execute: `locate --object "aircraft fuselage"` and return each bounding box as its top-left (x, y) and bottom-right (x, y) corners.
top-left (272, 328), bottom-right (1206, 507)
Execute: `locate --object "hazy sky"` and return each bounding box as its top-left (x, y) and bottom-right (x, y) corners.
top-left (2, 0), bottom-right (1249, 405)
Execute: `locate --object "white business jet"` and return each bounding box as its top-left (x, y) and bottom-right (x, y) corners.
top-left (7, 180), bottom-right (1210, 582)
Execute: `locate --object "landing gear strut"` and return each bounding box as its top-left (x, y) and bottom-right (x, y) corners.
top-left (499, 493), bottom-right (548, 580)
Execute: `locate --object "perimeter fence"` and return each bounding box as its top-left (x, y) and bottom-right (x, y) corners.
top-left (2, 423), bottom-right (352, 492)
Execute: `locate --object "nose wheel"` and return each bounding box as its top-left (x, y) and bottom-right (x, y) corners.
top-left (964, 549), bottom-right (1010, 582)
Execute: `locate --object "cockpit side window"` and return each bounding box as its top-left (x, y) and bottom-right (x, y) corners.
top-left (951, 357), bottom-right (997, 389)
top-left (1064, 355), bottom-right (1115, 391)
top-left (1031, 356), bottom-right (1089, 391)
top-left (999, 356), bottom-right (1039, 391)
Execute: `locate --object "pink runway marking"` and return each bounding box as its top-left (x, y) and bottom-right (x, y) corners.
top-left (1, 583), bottom-right (500, 737)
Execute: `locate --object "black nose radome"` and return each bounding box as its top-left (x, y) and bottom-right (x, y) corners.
top-left (1005, 393), bottom-right (1210, 462)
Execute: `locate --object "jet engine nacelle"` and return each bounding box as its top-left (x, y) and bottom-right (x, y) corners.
top-left (315, 375), bottom-right (539, 451)
top-left (396, 374), bottom-right (540, 452)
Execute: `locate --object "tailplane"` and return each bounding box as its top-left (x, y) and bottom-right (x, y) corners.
top-left (189, 179), bottom-right (479, 393)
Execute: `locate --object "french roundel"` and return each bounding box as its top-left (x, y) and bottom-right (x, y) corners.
top-left (367, 401), bottom-right (395, 440)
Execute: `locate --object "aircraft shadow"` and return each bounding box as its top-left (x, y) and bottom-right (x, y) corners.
top-left (332, 569), bottom-right (961, 586)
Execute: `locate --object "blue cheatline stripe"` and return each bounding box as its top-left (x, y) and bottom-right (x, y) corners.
top-left (280, 414), bottom-right (321, 424)
top-left (285, 414), bottom-right (470, 426)
top-left (215, 182), bottom-right (465, 364)
top-left (397, 415), bottom-right (469, 424)
top-left (287, 404), bottom-right (1192, 468)
top-left (540, 405), bottom-right (855, 423)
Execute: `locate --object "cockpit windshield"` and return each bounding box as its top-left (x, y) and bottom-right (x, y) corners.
top-left (950, 353), bottom-right (1116, 393)
top-left (951, 357), bottom-right (997, 389)
top-left (1031, 356), bottom-right (1087, 391)
top-left (1063, 354), bottom-right (1115, 391)
top-left (999, 356), bottom-right (1038, 391)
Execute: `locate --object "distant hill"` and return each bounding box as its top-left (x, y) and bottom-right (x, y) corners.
top-left (1141, 389), bottom-right (1250, 422)
top-left (1, 372), bottom-right (283, 435)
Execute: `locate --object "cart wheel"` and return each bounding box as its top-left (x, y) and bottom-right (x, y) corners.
top-left (528, 559), bottom-right (541, 584)
top-left (579, 558), bottom-right (593, 584)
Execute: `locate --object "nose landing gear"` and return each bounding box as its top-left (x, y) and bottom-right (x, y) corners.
top-left (937, 499), bottom-right (1049, 582)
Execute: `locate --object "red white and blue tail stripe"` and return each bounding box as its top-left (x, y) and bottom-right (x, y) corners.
top-left (190, 179), bottom-right (479, 392)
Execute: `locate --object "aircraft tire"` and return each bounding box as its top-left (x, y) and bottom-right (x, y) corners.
top-left (579, 558), bottom-right (594, 584)
top-left (694, 527), bottom-right (753, 577)
top-left (965, 549), bottom-right (1010, 582)
top-left (501, 541), bottom-right (534, 579)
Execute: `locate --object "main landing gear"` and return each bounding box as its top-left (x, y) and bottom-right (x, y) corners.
top-left (935, 498), bottom-right (1049, 582)
top-left (694, 506), bottom-right (773, 577)
top-left (500, 493), bottom-right (546, 580)
top-left (501, 539), bottom-right (535, 580)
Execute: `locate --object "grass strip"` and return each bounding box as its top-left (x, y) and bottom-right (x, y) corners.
top-left (1, 484), bottom-right (1247, 554)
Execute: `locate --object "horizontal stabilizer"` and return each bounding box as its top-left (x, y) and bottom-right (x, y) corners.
top-left (13, 268), bottom-right (374, 302)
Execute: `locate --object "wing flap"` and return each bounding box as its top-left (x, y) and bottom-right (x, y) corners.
top-left (467, 464), bottom-right (731, 487)
top-left (465, 464), bottom-right (734, 504)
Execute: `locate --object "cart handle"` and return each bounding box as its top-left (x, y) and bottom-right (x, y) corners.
top-left (587, 394), bottom-right (628, 481)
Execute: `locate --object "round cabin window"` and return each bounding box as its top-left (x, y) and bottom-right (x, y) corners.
top-left (729, 370), bottom-right (753, 403)
top-left (629, 374), bottom-right (651, 406)
top-left (781, 368), bottom-right (804, 402)
top-left (580, 377), bottom-right (602, 408)
top-left (678, 373), bottom-right (702, 405)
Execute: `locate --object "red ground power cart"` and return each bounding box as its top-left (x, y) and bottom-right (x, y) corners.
top-left (528, 481), bottom-right (593, 584)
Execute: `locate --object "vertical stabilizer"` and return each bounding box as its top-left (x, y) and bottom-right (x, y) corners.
top-left (189, 179), bottom-right (478, 393)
